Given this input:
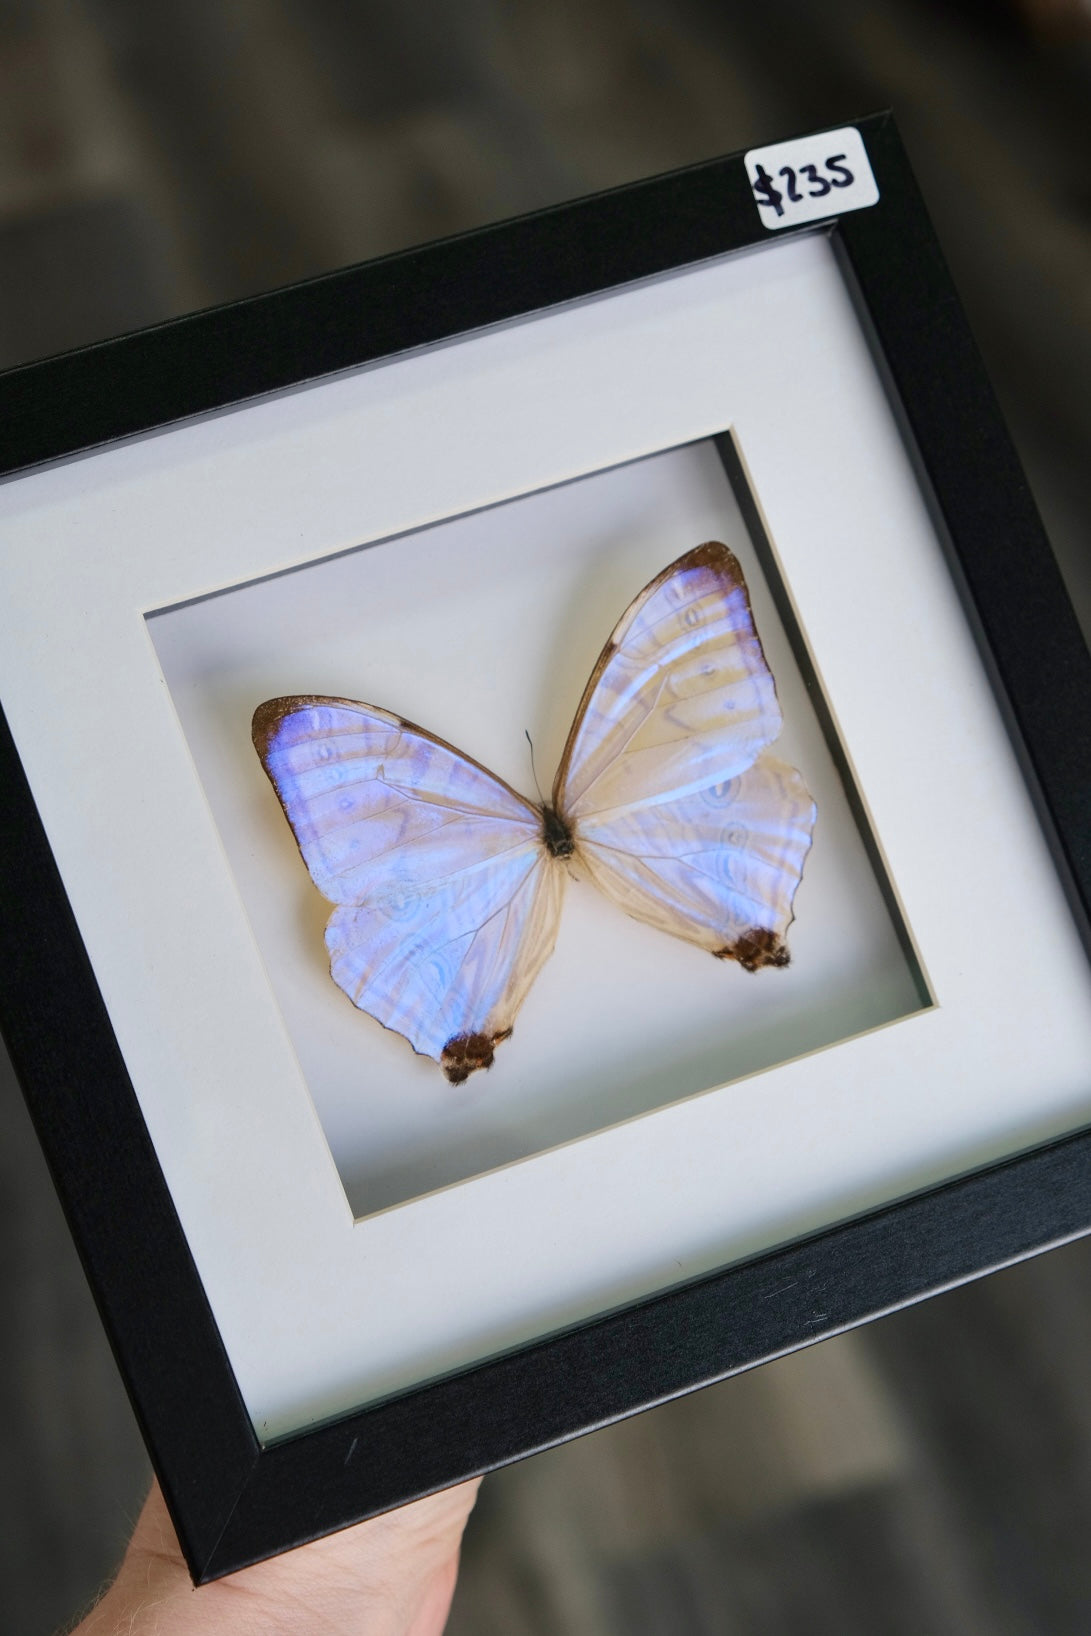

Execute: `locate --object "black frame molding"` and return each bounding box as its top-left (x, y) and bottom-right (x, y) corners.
top-left (2, 113), bottom-right (1089, 1581)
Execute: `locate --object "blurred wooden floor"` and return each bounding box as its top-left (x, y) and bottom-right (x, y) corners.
top-left (1, 1), bottom-right (1089, 1632)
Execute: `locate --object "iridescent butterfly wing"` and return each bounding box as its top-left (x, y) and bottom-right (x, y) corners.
top-left (253, 698), bottom-right (565, 1081)
top-left (555, 543), bottom-right (816, 969)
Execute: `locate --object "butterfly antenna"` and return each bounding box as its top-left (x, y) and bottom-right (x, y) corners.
top-left (525, 730), bottom-right (546, 807)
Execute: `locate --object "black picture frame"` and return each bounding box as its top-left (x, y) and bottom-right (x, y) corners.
top-left (2, 111), bottom-right (1089, 1582)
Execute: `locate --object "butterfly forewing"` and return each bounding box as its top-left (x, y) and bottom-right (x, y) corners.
top-left (554, 543), bottom-right (783, 823)
top-left (556, 544), bottom-right (816, 967)
top-left (254, 698), bottom-right (564, 1079)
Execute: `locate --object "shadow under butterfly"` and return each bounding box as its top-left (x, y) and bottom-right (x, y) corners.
top-left (253, 543), bottom-right (817, 1084)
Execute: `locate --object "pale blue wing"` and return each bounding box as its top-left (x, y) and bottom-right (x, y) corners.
top-left (577, 755), bottom-right (816, 968)
top-left (554, 542), bottom-right (783, 824)
top-left (254, 697), bottom-right (565, 1079)
top-left (556, 545), bottom-right (816, 967)
top-left (327, 849), bottom-right (565, 1079)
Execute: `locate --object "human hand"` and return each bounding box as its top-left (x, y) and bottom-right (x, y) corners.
top-left (72, 1475), bottom-right (481, 1636)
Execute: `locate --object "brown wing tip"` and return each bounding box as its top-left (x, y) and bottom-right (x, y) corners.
top-left (252, 695), bottom-right (336, 759)
top-left (252, 698), bottom-right (289, 758)
top-left (714, 928), bottom-right (790, 972)
top-left (638, 542), bottom-right (748, 607)
top-left (441, 1028), bottom-right (513, 1084)
top-left (678, 540), bottom-right (743, 579)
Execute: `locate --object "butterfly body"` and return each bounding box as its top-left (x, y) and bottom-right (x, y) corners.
top-left (254, 544), bottom-right (816, 1083)
top-left (540, 804), bottom-right (576, 859)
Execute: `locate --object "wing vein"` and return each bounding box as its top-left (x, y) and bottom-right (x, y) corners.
top-left (564, 673), bottom-right (668, 809)
top-left (324, 830), bottom-right (537, 887)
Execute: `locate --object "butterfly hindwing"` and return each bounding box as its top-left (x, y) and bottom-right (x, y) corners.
top-left (253, 698), bottom-right (564, 1080)
top-left (576, 754), bottom-right (816, 968)
top-left (556, 544), bottom-right (816, 967)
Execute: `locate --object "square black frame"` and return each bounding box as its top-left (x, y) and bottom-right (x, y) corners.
top-left (2, 112), bottom-right (1090, 1581)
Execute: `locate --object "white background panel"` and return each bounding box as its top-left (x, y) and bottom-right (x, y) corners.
top-left (150, 440), bottom-right (923, 1216)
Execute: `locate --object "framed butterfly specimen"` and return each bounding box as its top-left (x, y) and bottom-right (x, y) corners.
top-left (1, 114), bottom-right (1089, 1582)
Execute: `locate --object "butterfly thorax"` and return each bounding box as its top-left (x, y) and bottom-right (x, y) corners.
top-left (541, 804), bottom-right (575, 859)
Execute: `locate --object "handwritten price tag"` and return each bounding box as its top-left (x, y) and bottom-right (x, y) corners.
top-left (745, 127), bottom-right (878, 230)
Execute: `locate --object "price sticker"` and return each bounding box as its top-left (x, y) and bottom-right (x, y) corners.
top-left (744, 127), bottom-right (878, 230)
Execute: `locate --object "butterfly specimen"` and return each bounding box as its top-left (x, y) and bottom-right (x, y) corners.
top-left (253, 543), bottom-right (816, 1083)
